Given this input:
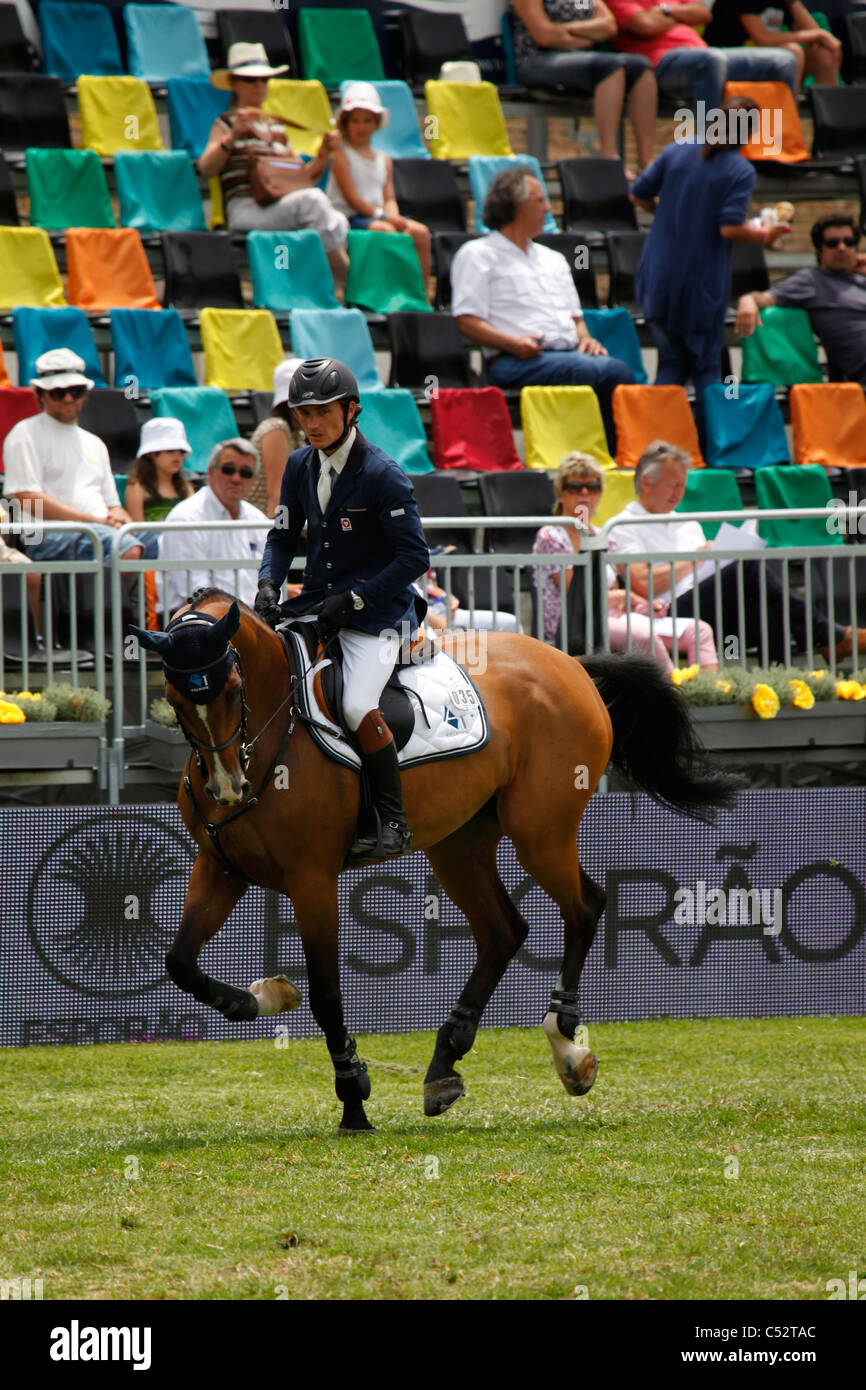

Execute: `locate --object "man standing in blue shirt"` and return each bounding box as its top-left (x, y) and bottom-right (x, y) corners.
top-left (256, 358), bottom-right (430, 859)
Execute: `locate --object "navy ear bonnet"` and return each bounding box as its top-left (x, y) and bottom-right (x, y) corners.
top-left (129, 602), bottom-right (241, 705)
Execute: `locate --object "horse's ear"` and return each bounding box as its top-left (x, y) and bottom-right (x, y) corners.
top-left (214, 600), bottom-right (241, 643)
top-left (129, 624), bottom-right (173, 655)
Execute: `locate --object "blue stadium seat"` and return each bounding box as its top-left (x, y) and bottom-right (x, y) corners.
top-left (338, 79), bottom-right (429, 160)
top-left (109, 308), bottom-right (197, 390)
top-left (166, 79), bottom-right (231, 160)
top-left (149, 387), bottom-right (238, 471)
top-left (124, 3), bottom-right (211, 84)
top-left (39, 3), bottom-right (124, 83)
top-left (582, 307), bottom-right (647, 384)
top-left (12, 306), bottom-right (107, 389)
top-left (289, 308), bottom-right (383, 392)
top-left (469, 156), bottom-right (558, 234)
top-left (247, 230), bottom-right (338, 312)
top-left (357, 390), bottom-right (433, 474)
top-left (702, 383), bottom-right (790, 470)
top-left (115, 151), bottom-right (206, 234)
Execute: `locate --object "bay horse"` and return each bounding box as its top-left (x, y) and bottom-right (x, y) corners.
top-left (133, 590), bottom-right (731, 1133)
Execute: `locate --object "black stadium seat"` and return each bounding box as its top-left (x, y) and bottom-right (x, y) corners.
top-left (810, 85), bottom-right (866, 161)
top-left (605, 230), bottom-right (648, 316)
top-left (730, 241), bottom-right (769, 305)
top-left (0, 150), bottom-right (19, 226)
top-left (857, 155), bottom-right (866, 236)
top-left (477, 472), bottom-right (556, 555)
top-left (0, 3), bottom-right (37, 73)
top-left (394, 10), bottom-right (473, 86)
top-left (534, 232), bottom-right (598, 308)
top-left (77, 390), bottom-right (143, 475)
top-left (558, 157), bottom-right (638, 240)
top-left (391, 158), bottom-right (466, 233)
top-left (161, 232), bottom-right (244, 311)
top-left (0, 74), bottom-right (71, 151)
top-left (388, 312), bottom-right (472, 390)
top-left (846, 12), bottom-right (866, 85)
top-left (216, 7), bottom-right (295, 72)
top-left (432, 231), bottom-right (481, 311)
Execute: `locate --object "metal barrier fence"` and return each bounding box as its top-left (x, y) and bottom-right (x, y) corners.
top-left (1, 505), bottom-right (864, 800)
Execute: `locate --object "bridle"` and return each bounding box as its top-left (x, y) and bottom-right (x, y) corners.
top-left (171, 646), bottom-right (253, 779)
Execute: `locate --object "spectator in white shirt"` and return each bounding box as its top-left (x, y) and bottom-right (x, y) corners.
top-left (451, 166), bottom-right (635, 453)
top-left (159, 438), bottom-right (270, 619)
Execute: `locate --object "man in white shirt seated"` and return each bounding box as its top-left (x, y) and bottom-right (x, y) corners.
top-left (450, 166), bottom-right (635, 454)
top-left (159, 437), bottom-right (270, 620)
top-left (3, 349), bottom-right (157, 564)
top-left (607, 440), bottom-right (866, 663)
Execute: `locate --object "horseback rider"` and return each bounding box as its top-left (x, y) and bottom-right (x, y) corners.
top-left (255, 357), bottom-right (430, 859)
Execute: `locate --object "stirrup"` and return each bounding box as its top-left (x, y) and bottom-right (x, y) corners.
top-left (350, 816), bottom-right (412, 860)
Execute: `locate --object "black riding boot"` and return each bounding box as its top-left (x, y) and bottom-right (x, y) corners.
top-left (350, 709), bottom-right (412, 859)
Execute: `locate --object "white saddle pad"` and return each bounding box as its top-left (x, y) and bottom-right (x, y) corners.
top-left (284, 627), bottom-right (489, 772)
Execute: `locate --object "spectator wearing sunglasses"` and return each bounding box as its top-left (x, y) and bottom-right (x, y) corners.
top-left (735, 212), bottom-right (866, 389)
top-left (159, 437), bottom-right (269, 619)
top-left (532, 451), bottom-right (718, 669)
top-left (3, 349), bottom-right (158, 566)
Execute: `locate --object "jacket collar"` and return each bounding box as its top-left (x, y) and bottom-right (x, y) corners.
top-left (323, 430), bottom-right (367, 516)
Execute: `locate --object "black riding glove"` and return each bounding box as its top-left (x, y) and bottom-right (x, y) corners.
top-left (318, 590), bottom-right (358, 632)
top-left (254, 580), bottom-right (282, 628)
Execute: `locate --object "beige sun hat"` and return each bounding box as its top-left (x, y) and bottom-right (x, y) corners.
top-left (211, 41), bottom-right (289, 91)
top-left (29, 348), bottom-right (94, 392)
top-left (338, 81), bottom-right (390, 129)
top-left (136, 418), bottom-right (192, 459)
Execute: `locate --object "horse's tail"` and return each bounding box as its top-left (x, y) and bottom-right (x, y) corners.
top-left (579, 652), bottom-right (736, 822)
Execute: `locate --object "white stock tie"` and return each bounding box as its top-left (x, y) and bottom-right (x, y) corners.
top-left (317, 461), bottom-right (332, 514)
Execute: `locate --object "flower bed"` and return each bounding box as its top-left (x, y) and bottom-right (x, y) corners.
top-left (672, 666), bottom-right (866, 754)
top-left (145, 699), bottom-right (187, 772)
top-left (671, 665), bottom-right (866, 717)
top-left (0, 686), bottom-right (110, 772)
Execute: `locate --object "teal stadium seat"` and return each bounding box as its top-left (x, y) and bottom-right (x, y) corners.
top-left (289, 308), bottom-right (383, 391)
top-left (583, 307), bottom-right (647, 384)
top-left (702, 383), bottom-right (789, 470)
top-left (676, 468), bottom-right (743, 541)
top-left (150, 387), bottom-right (238, 472)
top-left (166, 79), bottom-right (231, 160)
top-left (115, 151), bottom-right (206, 234)
top-left (358, 390), bottom-right (433, 474)
top-left (25, 148), bottom-right (113, 229)
top-left (124, 2), bottom-right (211, 83)
top-left (39, 2), bottom-right (124, 82)
top-left (469, 155), bottom-right (558, 233)
top-left (12, 306), bottom-right (107, 388)
top-left (247, 229), bottom-right (338, 311)
top-left (754, 465), bottom-right (843, 548)
top-left (109, 308), bottom-right (197, 391)
top-left (297, 8), bottom-right (385, 86)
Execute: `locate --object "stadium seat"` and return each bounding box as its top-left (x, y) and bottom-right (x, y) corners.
top-left (289, 308), bottom-right (383, 391)
top-left (77, 76), bottom-right (163, 155)
top-left (0, 151), bottom-right (18, 226)
top-left (595, 469), bottom-right (638, 525)
top-left (114, 151), bottom-right (206, 235)
top-left (0, 340), bottom-right (9, 388)
top-left (78, 389), bottom-right (143, 474)
top-left (847, 12), bottom-right (866, 85)
top-left (199, 307), bottom-right (283, 392)
top-left (0, 75), bottom-right (71, 152)
top-left (558, 158), bottom-right (638, 238)
top-left (0, 387), bottom-right (40, 457)
top-left (391, 159), bottom-right (465, 233)
top-left (297, 8), bottom-right (385, 86)
top-left (857, 155), bottom-right (866, 236)
top-left (162, 232), bottom-right (244, 310)
top-left (109, 308), bottom-right (197, 391)
top-left (166, 78), bottom-right (231, 160)
top-left (424, 81), bottom-right (513, 160)
top-left (604, 231), bottom-right (648, 315)
top-left (430, 387), bottom-right (523, 471)
top-left (520, 385), bottom-right (614, 471)
top-left (393, 10), bottom-right (472, 87)
top-left (740, 306), bottom-right (822, 386)
top-left (582, 307), bottom-right (647, 383)
top-left (432, 231), bottom-right (481, 311)
top-left (388, 313), bottom-right (471, 391)
top-left (247, 229), bottom-right (337, 312)
top-left (25, 149), bottom-right (114, 231)
top-left (12, 307), bottom-right (107, 390)
top-left (0, 2), bottom-right (34, 71)
top-left (66, 228), bottom-right (159, 311)
top-left (723, 81), bottom-right (809, 163)
top-left (469, 156), bottom-right (558, 234)
top-left (39, 2), bottom-right (124, 82)
top-left (730, 241), bottom-right (769, 304)
top-left (612, 385), bottom-right (704, 470)
top-left (262, 80), bottom-right (334, 158)
top-left (124, 3), bottom-right (211, 83)
top-left (345, 229), bottom-right (429, 314)
top-left (356, 390), bottom-right (433, 475)
top-left (411, 471), bottom-right (473, 546)
top-left (790, 383), bottom-right (866, 469)
top-left (675, 468), bottom-right (742, 541)
top-left (149, 387), bottom-right (238, 472)
top-left (754, 464), bottom-right (843, 546)
top-left (809, 85), bottom-right (866, 161)
top-left (0, 228), bottom-right (65, 309)
top-left (216, 7), bottom-right (295, 71)
top-left (534, 232), bottom-right (598, 307)
top-left (702, 383), bottom-right (789, 470)
top-left (477, 471), bottom-right (557, 553)
top-left (338, 79), bottom-right (429, 160)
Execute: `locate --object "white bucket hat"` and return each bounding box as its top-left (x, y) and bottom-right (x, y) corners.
top-left (137, 417), bottom-right (192, 458)
top-left (29, 348), bottom-right (94, 392)
top-left (339, 81), bottom-right (390, 128)
top-left (272, 357), bottom-right (303, 408)
top-left (211, 41), bottom-right (289, 90)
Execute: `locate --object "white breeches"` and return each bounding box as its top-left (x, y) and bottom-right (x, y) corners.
top-left (339, 628), bottom-right (404, 731)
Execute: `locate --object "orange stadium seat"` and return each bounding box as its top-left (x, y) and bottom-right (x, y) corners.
top-left (723, 81), bottom-right (809, 163)
top-left (612, 384), bottom-right (704, 469)
top-left (0, 340), bottom-right (9, 388)
top-left (790, 383), bottom-right (866, 469)
top-left (66, 228), bottom-right (159, 311)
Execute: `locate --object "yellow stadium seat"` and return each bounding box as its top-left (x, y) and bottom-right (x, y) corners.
top-left (595, 469), bottom-right (638, 525)
top-left (0, 227), bottom-right (66, 309)
top-left (612, 384), bottom-right (704, 469)
top-left (263, 79), bottom-right (335, 157)
top-left (520, 385), bottom-right (613, 471)
top-left (78, 75), bottom-right (163, 155)
top-left (424, 80), bottom-right (513, 160)
top-left (199, 307), bottom-right (283, 391)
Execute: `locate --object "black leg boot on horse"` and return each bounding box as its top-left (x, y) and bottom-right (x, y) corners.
top-left (349, 708), bottom-right (413, 860)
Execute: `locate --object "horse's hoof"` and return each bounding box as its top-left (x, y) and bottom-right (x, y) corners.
top-left (423, 1074), bottom-right (465, 1117)
top-left (559, 1051), bottom-right (599, 1097)
top-left (249, 974), bottom-right (302, 1016)
top-left (338, 1116), bottom-right (375, 1136)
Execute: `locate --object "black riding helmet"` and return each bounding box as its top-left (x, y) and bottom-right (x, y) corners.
top-left (288, 357), bottom-right (362, 453)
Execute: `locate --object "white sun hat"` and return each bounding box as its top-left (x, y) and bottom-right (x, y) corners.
top-left (136, 417), bottom-right (192, 458)
top-left (272, 357), bottom-right (303, 408)
top-left (211, 41), bottom-right (289, 90)
top-left (29, 348), bottom-right (94, 391)
top-left (338, 81), bottom-right (390, 128)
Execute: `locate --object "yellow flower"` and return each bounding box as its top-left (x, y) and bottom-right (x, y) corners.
top-left (0, 699), bottom-right (26, 725)
top-left (836, 680), bottom-right (866, 701)
top-left (671, 664), bottom-right (700, 685)
top-left (808, 670), bottom-right (827, 680)
top-left (789, 679), bottom-right (815, 710)
top-left (751, 683), bottom-right (780, 719)
top-left (714, 679), bottom-right (732, 694)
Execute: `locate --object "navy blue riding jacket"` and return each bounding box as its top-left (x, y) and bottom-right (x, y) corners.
top-left (258, 429), bottom-right (430, 637)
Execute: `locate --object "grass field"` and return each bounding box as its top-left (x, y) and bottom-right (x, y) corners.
top-left (3, 1017), bottom-right (864, 1301)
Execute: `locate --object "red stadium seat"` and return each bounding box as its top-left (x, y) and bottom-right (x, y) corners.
top-left (431, 387), bottom-right (523, 472)
top-left (0, 387), bottom-right (40, 470)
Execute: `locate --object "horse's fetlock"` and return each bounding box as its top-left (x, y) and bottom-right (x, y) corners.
top-left (442, 1003), bottom-right (479, 1060)
top-left (166, 953), bottom-right (205, 998)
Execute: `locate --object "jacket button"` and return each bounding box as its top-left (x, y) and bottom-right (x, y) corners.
top-left (326, 562), bottom-right (333, 569)
top-left (323, 541), bottom-right (329, 549)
